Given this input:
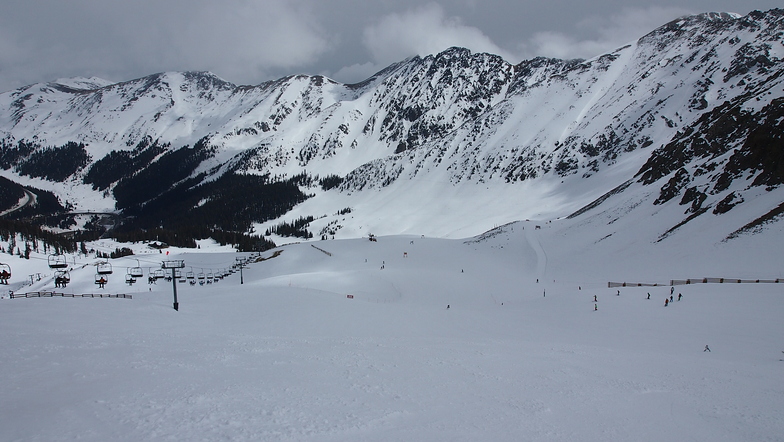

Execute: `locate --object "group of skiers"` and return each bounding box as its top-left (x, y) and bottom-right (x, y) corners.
top-left (593, 287), bottom-right (684, 310)
top-left (662, 287), bottom-right (683, 306)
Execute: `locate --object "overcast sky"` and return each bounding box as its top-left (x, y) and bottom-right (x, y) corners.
top-left (0, 1), bottom-right (779, 92)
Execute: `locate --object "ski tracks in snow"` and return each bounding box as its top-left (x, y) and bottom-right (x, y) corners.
top-left (525, 223), bottom-right (547, 281)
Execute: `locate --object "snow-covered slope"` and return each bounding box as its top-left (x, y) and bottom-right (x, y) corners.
top-left (1, 217), bottom-right (782, 441)
top-left (0, 9), bottom-right (782, 243)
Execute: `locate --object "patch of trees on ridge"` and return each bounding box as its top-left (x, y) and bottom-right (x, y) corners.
top-left (96, 247), bottom-right (135, 259)
top-left (266, 216), bottom-right (315, 239)
top-left (0, 175), bottom-right (69, 220)
top-left (0, 135), bottom-right (349, 252)
top-left (319, 174), bottom-right (343, 190)
top-left (84, 136), bottom-right (169, 191)
top-left (1, 140), bottom-right (90, 182)
top-left (113, 170), bottom-right (313, 252)
top-left (0, 175), bottom-right (26, 212)
top-left (0, 218), bottom-right (80, 255)
top-left (112, 136), bottom-right (215, 209)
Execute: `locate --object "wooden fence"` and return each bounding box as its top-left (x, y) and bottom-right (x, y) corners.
top-left (609, 279), bottom-right (782, 288)
top-left (310, 244), bottom-right (333, 257)
top-left (9, 291), bottom-right (132, 299)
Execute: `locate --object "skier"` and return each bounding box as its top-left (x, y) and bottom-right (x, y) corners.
top-left (665, 298), bottom-right (669, 307)
top-left (647, 293), bottom-right (650, 300)
top-left (678, 293), bottom-right (682, 301)
top-left (670, 295), bottom-right (674, 303)
top-left (594, 295), bottom-right (597, 302)
top-left (594, 304), bottom-right (598, 311)
top-left (671, 287), bottom-right (675, 295)
top-left (704, 345), bottom-right (711, 352)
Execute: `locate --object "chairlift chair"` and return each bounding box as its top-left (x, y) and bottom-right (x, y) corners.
top-left (97, 261), bottom-right (113, 275)
top-left (48, 254), bottom-right (69, 269)
top-left (55, 269), bottom-right (70, 283)
top-left (0, 263), bottom-right (10, 283)
top-left (125, 273), bottom-right (136, 285)
top-left (153, 269), bottom-right (165, 279)
top-left (129, 260), bottom-right (144, 278)
top-left (186, 268), bottom-right (195, 280)
top-left (95, 273), bottom-right (109, 285)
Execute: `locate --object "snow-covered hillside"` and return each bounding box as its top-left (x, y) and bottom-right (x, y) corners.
top-left (0, 9), bottom-right (782, 243)
top-left (1, 217), bottom-right (782, 441)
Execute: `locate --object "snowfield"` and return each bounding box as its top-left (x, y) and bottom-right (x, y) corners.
top-left (1, 220), bottom-right (783, 441)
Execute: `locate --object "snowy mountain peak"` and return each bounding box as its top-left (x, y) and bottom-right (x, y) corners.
top-left (50, 76), bottom-right (115, 91)
top-left (0, 9), bottom-right (782, 246)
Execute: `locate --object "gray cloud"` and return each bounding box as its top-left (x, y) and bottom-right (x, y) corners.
top-left (520, 6), bottom-right (695, 60)
top-left (0, 0), bottom-right (780, 91)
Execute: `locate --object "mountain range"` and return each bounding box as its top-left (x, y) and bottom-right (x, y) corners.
top-left (0, 9), bottom-right (782, 250)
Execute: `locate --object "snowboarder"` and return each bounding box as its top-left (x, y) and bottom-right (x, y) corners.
top-left (704, 345), bottom-right (711, 352)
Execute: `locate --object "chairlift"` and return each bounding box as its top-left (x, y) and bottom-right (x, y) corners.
top-left (125, 273), bottom-right (136, 285)
top-left (0, 263), bottom-right (10, 284)
top-left (95, 273), bottom-right (109, 286)
top-left (153, 269), bottom-right (165, 279)
top-left (54, 269), bottom-right (70, 288)
top-left (55, 269), bottom-right (70, 283)
top-left (48, 254), bottom-right (69, 269)
top-left (129, 260), bottom-right (144, 278)
top-left (97, 261), bottom-right (113, 275)
top-left (186, 268), bottom-right (195, 280)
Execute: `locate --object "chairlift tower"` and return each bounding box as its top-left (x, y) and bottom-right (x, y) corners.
top-left (162, 260), bottom-right (185, 311)
top-left (235, 257), bottom-right (246, 284)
